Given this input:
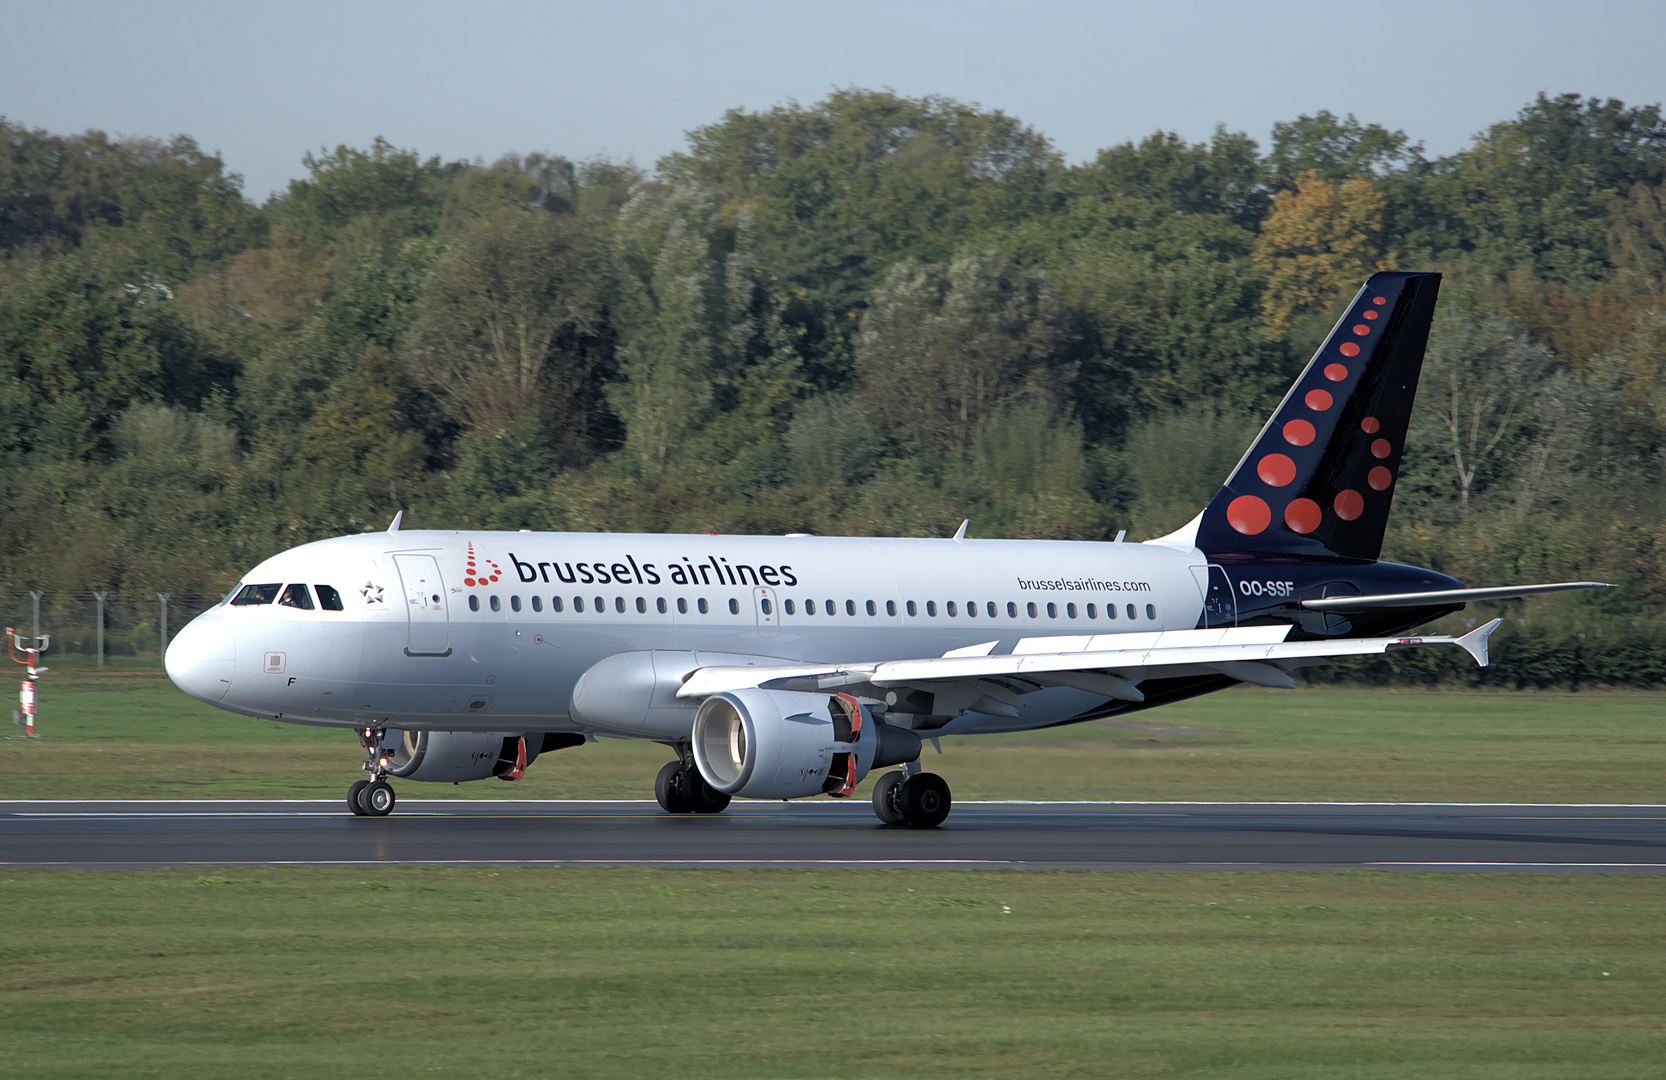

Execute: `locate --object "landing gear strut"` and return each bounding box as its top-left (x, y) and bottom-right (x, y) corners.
top-left (873, 769), bottom-right (951, 828)
top-left (654, 747), bottom-right (731, 815)
top-left (348, 727), bottom-right (397, 817)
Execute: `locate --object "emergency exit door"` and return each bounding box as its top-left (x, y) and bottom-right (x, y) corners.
top-left (394, 554), bottom-right (451, 656)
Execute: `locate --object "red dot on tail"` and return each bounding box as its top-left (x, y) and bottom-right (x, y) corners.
top-left (1339, 342), bottom-right (1360, 357)
top-left (1352, 324), bottom-right (1370, 336)
top-left (1369, 466), bottom-right (1393, 491)
top-left (1285, 498), bottom-right (1322, 534)
top-left (464, 578), bottom-right (475, 587)
top-left (1363, 310), bottom-right (1378, 320)
top-left (1305, 389), bottom-right (1333, 411)
top-left (1257, 453), bottom-right (1297, 487)
top-left (1226, 495), bottom-right (1271, 535)
top-left (1334, 489), bottom-right (1365, 520)
top-left (1282, 419), bottom-right (1316, 446)
top-left (1370, 439), bottom-right (1392, 459)
top-left (489, 574), bottom-right (499, 582)
top-left (1324, 363), bottom-right (1348, 382)
top-left (1361, 417), bottom-right (1380, 433)
top-left (1372, 296), bottom-right (1387, 305)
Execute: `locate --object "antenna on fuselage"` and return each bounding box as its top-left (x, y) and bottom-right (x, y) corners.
top-left (387, 511), bottom-right (404, 534)
top-left (952, 519), bottom-right (969, 542)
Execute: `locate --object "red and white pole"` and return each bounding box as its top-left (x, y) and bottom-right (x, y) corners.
top-left (19, 677), bottom-right (35, 737)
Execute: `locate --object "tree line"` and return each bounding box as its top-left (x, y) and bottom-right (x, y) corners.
top-left (2, 91), bottom-right (1663, 685)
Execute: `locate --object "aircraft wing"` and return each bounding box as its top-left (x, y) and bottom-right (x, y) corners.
top-left (675, 619), bottom-right (1504, 712)
top-left (1299, 581), bottom-right (1611, 611)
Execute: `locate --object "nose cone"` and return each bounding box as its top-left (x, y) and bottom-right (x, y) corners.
top-left (165, 613), bottom-right (236, 703)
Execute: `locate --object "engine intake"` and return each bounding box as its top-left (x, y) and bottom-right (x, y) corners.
top-left (691, 688), bottom-right (921, 800)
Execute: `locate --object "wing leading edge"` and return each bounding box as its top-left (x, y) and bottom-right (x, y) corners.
top-left (675, 619), bottom-right (1504, 714)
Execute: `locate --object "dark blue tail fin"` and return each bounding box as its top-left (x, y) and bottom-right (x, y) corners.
top-left (1192, 271), bottom-right (1441, 562)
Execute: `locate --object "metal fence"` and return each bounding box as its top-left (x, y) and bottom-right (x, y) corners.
top-left (0, 590), bottom-right (223, 665)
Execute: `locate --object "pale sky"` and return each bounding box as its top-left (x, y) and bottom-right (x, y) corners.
top-left (3, 0), bottom-right (1662, 202)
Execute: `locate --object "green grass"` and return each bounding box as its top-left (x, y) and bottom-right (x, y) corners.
top-left (0, 867), bottom-right (1662, 1078)
top-left (3, 667), bottom-right (1662, 802)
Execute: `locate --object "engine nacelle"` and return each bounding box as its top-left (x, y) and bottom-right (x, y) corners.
top-left (691, 688), bottom-right (921, 800)
top-left (387, 730), bottom-right (540, 783)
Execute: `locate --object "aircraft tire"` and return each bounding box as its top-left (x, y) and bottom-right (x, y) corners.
top-left (348, 780), bottom-right (370, 816)
top-left (685, 771), bottom-right (731, 814)
top-left (872, 771), bottom-right (906, 825)
top-left (655, 762), bottom-right (693, 813)
top-left (900, 773), bottom-right (951, 828)
top-left (362, 780), bottom-right (396, 816)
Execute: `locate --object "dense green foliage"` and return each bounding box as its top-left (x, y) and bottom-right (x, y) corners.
top-left (2, 92), bottom-right (1663, 685)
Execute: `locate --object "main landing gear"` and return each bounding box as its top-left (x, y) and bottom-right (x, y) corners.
top-left (873, 769), bottom-right (952, 828)
top-left (348, 727), bottom-right (397, 817)
top-left (655, 748), bottom-right (731, 815)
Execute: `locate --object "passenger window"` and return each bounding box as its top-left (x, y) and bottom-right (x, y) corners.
top-left (490, 596), bottom-right (501, 613)
top-left (1107, 603), bottom-right (1117, 619)
top-left (1066, 603), bottom-right (1077, 619)
top-left (844, 599), bottom-right (855, 616)
top-left (552, 596), bottom-right (564, 612)
top-left (531, 596), bottom-right (543, 612)
top-left (677, 598), bottom-right (688, 614)
top-left (986, 602), bottom-right (996, 618)
top-left (315, 585), bottom-right (344, 611)
top-left (1146, 603), bottom-right (1157, 620)
top-left (510, 595), bottom-right (522, 612)
top-left (865, 600), bottom-right (876, 616)
top-left (636, 597), bottom-right (647, 613)
top-left (1047, 602), bottom-right (1058, 618)
top-left (761, 598), bottom-right (772, 615)
top-left (232, 583), bottom-right (281, 606)
top-left (469, 595), bottom-right (480, 612)
top-left (1027, 602), bottom-right (1038, 618)
top-left (806, 599), bottom-right (817, 615)
top-left (927, 601), bottom-right (937, 617)
top-left (785, 599), bottom-right (796, 615)
top-left (906, 601), bottom-right (917, 617)
top-left (729, 598), bottom-right (740, 614)
top-left (595, 596), bottom-right (604, 612)
top-left (657, 598), bottom-right (667, 614)
top-left (947, 601), bottom-right (958, 617)
top-left (1086, 603), bottom-right (1097, 619)
top-left (886, 600), bottom-right (896, 616)
top-left (574, 597), bottom-right (585, 613)
top-left (1126, 604), bottom-right (1136, 620)
top-left (698, 598), bottom-right (709, 614)
top-left (1006, 602), bottom-right (1017, 618)
top-left (615, 597), bottom-right (625, 613)
top-left (279, 583), bottom-right (314, 609)
top-left (966, 601), bottom-right (977, 618)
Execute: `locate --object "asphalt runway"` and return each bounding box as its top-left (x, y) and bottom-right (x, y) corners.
top-left (4, 799), bottom-right (1665, 872)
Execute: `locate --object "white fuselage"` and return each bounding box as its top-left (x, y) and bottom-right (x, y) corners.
top-left (166, 530), bottom-right (1209, 740)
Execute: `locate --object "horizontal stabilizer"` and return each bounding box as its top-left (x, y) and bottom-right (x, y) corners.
top-left (1301, 581), bottom-right (1612, 611)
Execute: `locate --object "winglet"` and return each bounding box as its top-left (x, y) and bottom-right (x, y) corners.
top-left (1456, 618), bottom-right (1503, 667)
top-left (387, 511), bottom-right (404, 534)
top-left (952, 519), bottom-right (969, 542)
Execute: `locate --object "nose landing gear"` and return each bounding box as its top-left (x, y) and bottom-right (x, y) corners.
top-left (348, 727), bottom-right (398, 817)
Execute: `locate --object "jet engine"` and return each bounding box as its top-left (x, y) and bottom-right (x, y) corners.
top-left (690, 689), bottom-right (921, 800)
top-left (386, 730), bottom-right (581, 782)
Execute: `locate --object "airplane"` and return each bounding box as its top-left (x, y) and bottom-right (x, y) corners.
top-left (164, 271), bottom-right (1608, 825)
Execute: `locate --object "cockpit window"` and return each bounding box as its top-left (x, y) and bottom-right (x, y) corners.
top-left (279, 583), bottom-right (315, 610)
top-left (231, 583), bottom-right (281, 606)
top-left (221, 582), bottom-right (243, 606)
top-left (316, 585), bottom-right (344, 611)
